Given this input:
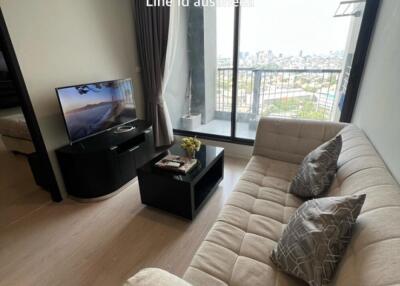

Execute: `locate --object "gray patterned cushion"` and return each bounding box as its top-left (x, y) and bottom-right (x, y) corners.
top-left (289, 135), bottom-right (342, 198)
top-left (271, 194), bottom-right (366, 286)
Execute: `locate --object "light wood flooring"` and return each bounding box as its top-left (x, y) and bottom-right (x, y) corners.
top-left (0, 142), bottom-right (248, 286)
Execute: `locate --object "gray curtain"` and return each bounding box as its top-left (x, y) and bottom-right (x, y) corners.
top-left (133, 0), bottom-right (174, 147)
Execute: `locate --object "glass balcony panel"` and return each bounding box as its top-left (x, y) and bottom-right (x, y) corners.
top-left (235, 0), bottom-right (365, 139)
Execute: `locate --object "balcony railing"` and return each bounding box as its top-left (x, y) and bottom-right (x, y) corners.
top-left (216, 68), bottom-right (342, 121)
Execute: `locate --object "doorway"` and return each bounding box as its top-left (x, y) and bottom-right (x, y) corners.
top-left (0, 8), bottom-right (61, 202)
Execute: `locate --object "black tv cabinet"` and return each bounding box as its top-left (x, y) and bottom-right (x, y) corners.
top-left (56, 120), bottom-right (155, 199)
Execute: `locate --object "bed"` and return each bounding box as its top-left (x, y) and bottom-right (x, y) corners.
top-left (0, 107), bottom-right (34, 154)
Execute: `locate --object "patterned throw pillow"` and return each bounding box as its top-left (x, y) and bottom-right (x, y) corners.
top-left (289, 135), bottom-right (342, 198)
top-left (271, 194), bottom-right (366, 286)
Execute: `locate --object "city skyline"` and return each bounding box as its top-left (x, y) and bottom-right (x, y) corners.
top-left (218, 48), bottom-right (345, 70)
top-left (216, 0), bottom-right (352, 58)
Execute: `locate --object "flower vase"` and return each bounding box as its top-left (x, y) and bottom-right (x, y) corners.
top-left (186, 150), bottom-right (196, 159)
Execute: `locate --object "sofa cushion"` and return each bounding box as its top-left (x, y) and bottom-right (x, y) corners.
top-left (124, 268), bottom-right (192, 286)
top-left (289, 135), bottom-right (342, 198)
top-left (253, 118), bottom-right (346, 164)
top-left (271, 194), bottom-right (366, 286)
top-left (183, 155), bottom-right (307, 286)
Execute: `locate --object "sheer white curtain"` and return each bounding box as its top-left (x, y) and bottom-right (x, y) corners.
top-left (162, 1), bottom-right (181, 95)
top-left (160, 1), bottom-right (186, 143)
top-left (156, 1), bottom-right (183, 146)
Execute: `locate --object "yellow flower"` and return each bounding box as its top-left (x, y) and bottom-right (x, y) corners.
top-left (181, 136), bottom-right (202, 153)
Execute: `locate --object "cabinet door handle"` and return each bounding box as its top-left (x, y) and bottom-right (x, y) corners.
top-left (128, 146), bottom-right (140, 152)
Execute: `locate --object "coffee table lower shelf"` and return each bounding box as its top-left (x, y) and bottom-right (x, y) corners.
top-left (137, 145), bottom-right (224, 220)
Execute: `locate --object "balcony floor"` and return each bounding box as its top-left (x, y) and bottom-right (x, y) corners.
top-left (197, 119), bottom-right (256, 140)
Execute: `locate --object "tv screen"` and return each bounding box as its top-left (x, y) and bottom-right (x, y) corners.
top-left (56, 79), bottom-right (136, 143)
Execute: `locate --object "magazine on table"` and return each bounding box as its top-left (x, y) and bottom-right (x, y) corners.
top-left (155, 154), bottom-right (198, 174)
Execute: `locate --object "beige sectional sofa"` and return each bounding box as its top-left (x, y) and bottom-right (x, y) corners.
top-left (126, 118), bottom-right (400, 286)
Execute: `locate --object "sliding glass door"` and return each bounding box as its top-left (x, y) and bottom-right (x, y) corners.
top-left (235, 0), bottom-right (366, 139)
top-left (166, 0), bottom-right (376, 142)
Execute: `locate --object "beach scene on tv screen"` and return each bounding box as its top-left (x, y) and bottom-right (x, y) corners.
top-left (58, 81), bottom-right (135, 141)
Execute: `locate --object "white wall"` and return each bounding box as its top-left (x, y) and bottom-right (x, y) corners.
top-left (352, 0), bottom-right (400, 183)
top-left (0, 0), bottom-right (144, 196)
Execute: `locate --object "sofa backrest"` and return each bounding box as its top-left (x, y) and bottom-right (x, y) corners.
top-left (253, 117), bottom-right (346, 164)
top-left (326, 125), bottom-right (400, 286)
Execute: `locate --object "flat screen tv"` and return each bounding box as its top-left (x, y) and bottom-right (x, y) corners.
top-left (56, 78), bottom-right (136, 143)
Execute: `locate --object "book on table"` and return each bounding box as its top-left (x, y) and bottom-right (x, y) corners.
top-left (155, 154), bottom-right (198, 174)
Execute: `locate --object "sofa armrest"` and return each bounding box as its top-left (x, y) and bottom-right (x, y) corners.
top-left (253, 117), bottom-right (347, 164)
top-left (124, 268), bottom-right (191, 286)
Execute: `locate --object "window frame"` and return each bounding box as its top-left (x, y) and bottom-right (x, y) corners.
top-left (173, 0), bottom-right (381, 145)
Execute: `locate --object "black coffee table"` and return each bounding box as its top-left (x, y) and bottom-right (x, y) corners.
top-left (137, 144), bottom-right (224, 219)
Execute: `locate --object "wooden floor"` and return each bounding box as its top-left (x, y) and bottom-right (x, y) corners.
top-left (0, 142), bottom-right (248, 286)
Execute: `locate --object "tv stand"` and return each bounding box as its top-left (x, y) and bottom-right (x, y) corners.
top-left (56, 120), bottom-right (155, 199)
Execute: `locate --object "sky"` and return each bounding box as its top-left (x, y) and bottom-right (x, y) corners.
top-left (216, 0), bottom-right (352, 58)
top-left (58, 85), bottom-right (119, 112)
